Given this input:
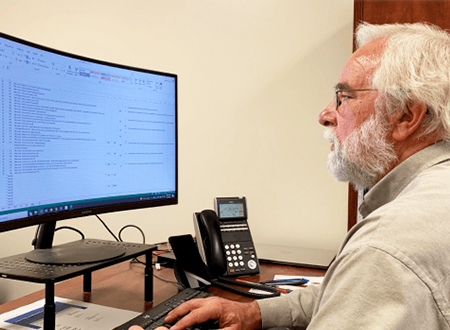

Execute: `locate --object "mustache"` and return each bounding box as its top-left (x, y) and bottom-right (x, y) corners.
top-left (323, 127), bottom-right (341, 149)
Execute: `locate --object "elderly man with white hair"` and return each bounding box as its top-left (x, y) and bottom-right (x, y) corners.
top-left (131, 22), bottom-right (450, 330)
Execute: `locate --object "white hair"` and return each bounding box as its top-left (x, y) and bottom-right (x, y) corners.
top-left (356, 22), bottom-right (450, 139)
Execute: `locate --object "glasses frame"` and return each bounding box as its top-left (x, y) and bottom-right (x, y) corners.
top-left (334, 88), bottom-right (377, 109)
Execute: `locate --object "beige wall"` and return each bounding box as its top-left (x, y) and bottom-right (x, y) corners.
top-left (0, 0), bottom-right (353, 303)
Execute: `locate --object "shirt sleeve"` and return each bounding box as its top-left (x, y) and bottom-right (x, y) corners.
top-left (257, 283), bottom-right (321, 329)
top-left (259, 245), bottom-right (443, 329)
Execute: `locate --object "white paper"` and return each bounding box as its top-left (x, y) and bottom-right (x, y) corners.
top-left (249, 274), bottom-right (324, 296)
top-left (0, 297), bottom-right (140, 330)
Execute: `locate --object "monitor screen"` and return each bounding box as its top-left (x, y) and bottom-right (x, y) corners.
top-left (0, 32), bottom-right (177, 234)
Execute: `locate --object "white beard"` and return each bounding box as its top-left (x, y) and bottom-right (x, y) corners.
top-left (324, 113), bottom-right (398, 190)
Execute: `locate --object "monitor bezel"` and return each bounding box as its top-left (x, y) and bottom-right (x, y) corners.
top-left (0, 31), bottom-right (178, 234)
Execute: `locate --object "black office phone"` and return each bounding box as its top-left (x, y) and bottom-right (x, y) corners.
top-left (169, 233), bottom-right (279, 299)
top-left (193, 197), bottom-right (260, 277)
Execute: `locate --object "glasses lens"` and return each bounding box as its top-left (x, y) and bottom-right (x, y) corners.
top-left (334, 91), bottom-right (340, 109)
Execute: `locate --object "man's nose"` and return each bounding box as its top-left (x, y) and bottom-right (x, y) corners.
top-left (318, 101), bottom-right (337, 127)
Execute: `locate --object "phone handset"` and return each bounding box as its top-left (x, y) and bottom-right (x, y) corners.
top-left (195, 210), bottom-right (227, 278)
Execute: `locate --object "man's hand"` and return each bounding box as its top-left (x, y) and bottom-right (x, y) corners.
top-left (129, 296), bottom-right (262, 330)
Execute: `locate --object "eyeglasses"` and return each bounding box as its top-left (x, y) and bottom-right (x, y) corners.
top-left (334, 88), bottom-right (377, 109)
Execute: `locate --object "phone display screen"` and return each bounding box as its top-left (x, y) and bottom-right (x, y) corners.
top-left (215, 197), bottom-right (247, 220)
top-left (219, 203), bottom-right (245, 218)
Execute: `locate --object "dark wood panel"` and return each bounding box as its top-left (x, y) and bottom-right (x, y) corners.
top-left (347, 184), bottom-right (359, 230)
top-left (359, 0), bottom-right (450, 27)
top-left (349, 0), bottom-right (450, 230)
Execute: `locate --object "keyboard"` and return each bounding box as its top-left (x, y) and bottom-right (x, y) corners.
top-left (113, 288), bottom-right (218, 330)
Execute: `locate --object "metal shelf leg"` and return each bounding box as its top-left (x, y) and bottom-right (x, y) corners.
top-left (44, 282), bottom-right (55, 330)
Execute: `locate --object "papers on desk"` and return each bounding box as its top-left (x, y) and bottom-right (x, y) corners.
top-left (0, 297), bottom-right (139, 330)
top-left (250, 275), bottom-right (324, 296)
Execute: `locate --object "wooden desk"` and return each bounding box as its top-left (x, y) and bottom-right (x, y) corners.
top-left (0, 257), bottom-right (326, 316)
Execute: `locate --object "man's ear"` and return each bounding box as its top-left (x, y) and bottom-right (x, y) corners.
top-left (391, 103), bottom-right (428, 141)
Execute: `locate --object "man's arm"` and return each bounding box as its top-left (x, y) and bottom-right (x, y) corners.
top-left (257, 283), bottom-right (320, 329)
top-left (305, 245), bottom-right (440, 329)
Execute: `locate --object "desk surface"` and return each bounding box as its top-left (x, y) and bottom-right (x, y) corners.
top-left (0, 256), bottom-right (326, 315)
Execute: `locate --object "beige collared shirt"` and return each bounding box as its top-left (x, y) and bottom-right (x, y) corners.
top-left (258, 140), bottom-right (450, 329)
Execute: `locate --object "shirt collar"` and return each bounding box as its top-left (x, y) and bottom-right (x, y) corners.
top-left (359, 140), bottom-right (450, 218)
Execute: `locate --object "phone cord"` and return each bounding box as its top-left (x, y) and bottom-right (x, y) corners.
top-left (211, 277), bottom-right (281, 299)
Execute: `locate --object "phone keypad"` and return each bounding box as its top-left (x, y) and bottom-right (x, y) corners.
top-left (224, 243), bottom-right (258, 274)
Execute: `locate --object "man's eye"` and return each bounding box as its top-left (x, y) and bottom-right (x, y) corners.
top-left (336, 94), bottom-right (348, 105)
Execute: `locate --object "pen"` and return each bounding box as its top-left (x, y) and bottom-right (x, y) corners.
top-left (262, 278), bottom-right (309, 286)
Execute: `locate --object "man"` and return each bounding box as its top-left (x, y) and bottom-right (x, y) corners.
top-left (132, 22), bottom-right (450, 329)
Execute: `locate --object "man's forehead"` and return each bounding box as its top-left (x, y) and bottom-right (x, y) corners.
top-left (338, 38), bottom-right (386, 89)
top-left (353, 37), bottom-right (387, 62)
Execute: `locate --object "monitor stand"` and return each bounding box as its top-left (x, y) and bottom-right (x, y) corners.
top-left (0, 221), bottom-right (156, 330)
top-left (25, 220), bottom-right (125, 265)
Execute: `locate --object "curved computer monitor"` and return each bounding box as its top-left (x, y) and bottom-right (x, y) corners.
top-left (0, 32), bottom-right (177, 263)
